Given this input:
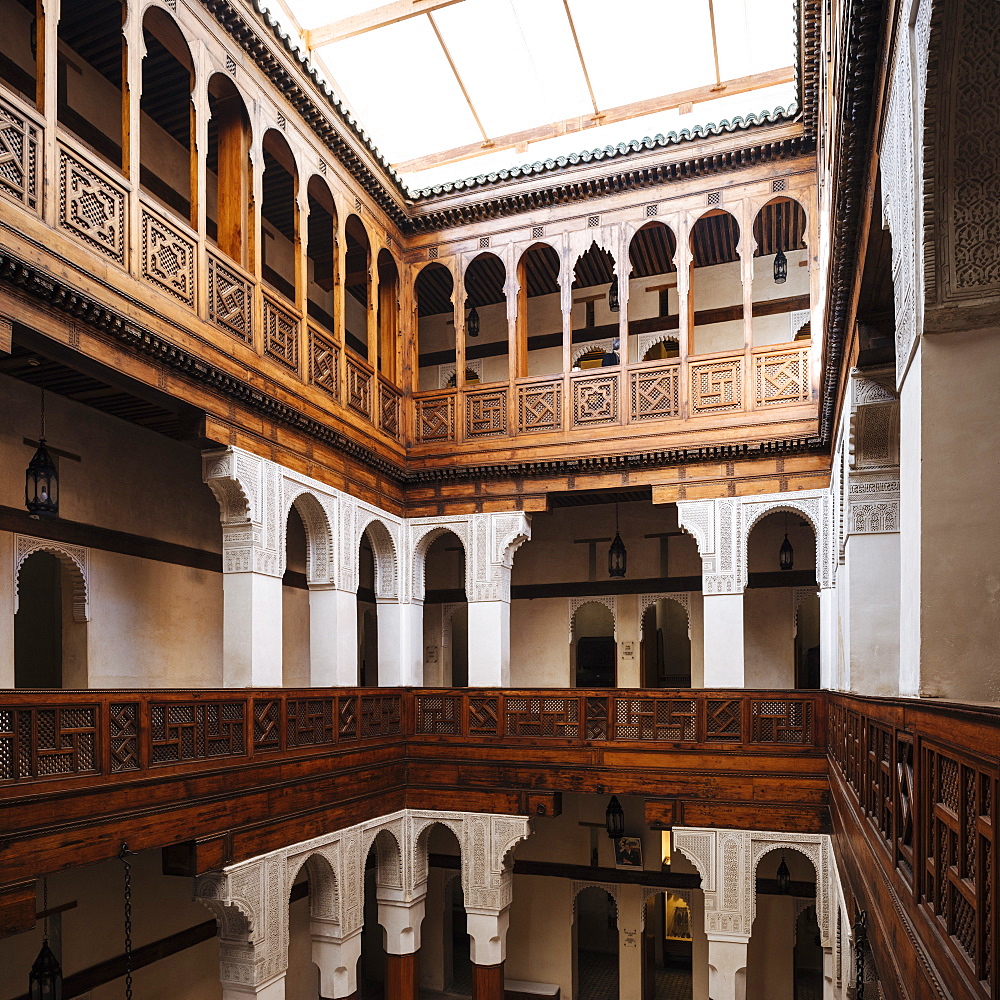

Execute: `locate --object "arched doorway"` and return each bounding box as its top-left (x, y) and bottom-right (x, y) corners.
top-left (417, 822), bottom-right (467, 995)
top-left (14, 549), bottom-right (87, 688)
top-left (572, 242), bottom-right (619, 364)
top-left (640, 599), bottom-right (691, 688)
top-left (282, 504), bottom-right (309, 687)
top-left (358, 532), bottom-right (378, 687)
top-left (751, 197), bottom-right (810, 346)
top-left (463, 252), bottom-right (508, 384)
top-left (573, 886), bottom-right (619, 1000)
top-left (421, 530), bottom-right (467, 687)
top-left (572, 601), bottom-right (616, 687)
top-left (689, 211), bottom-right (742, 356)
top-left (627, 221), bottom-right (678, 363)
top-left (793, 905), bottom-right (823, 1000)
top-left (515, 243), bottom-right (561, 378)
top-left (415, 262), bottom-right (455, 390)
top-left (642, 891), bottom-right (693, 1000)
top-left (745, 510), bottom-right (818, 688)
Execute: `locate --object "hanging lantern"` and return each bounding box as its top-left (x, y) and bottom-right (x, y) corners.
top-left (605, 795), bottom-right (625, 840)
top-left (29, 877), bottom-right (62, 1000)
top-left (25, 389), bottom-right (57, 520)
top-left (608, 275), bottom-right (620, 312)
top-left (774, 249), bottom-right (787, 284)
top-left (608, 503), bottom-right (627, 578)
top-left (779, 534), bottom-right (794, 571)
top-left (466, 305), bottom-right (480, 338)
top-left (776, 854), bottom-right (791, 893)
top-left (29, 941), bottom-right (62, 1000)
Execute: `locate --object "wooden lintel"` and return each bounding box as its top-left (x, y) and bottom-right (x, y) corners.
top-left (393, 67), bottom-right (795, 175)
top-left (305, 0), bottom-right (467, 49)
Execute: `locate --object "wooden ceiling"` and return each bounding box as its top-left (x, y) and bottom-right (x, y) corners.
top-left (0, 342), bottom-right (195, 441)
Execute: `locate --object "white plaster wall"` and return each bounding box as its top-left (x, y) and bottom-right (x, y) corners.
top-left (744, 588), bottom-right (795, 688)
top-left (282, 586), bottom-right (310, 688)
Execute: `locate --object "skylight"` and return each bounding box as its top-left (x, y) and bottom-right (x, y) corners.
top-left (266, 0), bottom-right (798, 192)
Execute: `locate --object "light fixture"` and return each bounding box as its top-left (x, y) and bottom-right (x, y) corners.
top-left (608, 503), bottom-right (627, 578)
top-left (605, 795), bottom-right (625, 840)
top-left (608, 274), bottom-right (620, 312)
top-left (774, 202), bottom-right (787, 284)
top-left (466, 304), bottom-right (480, 338)
top-left (25, 388), bottom-right (58, 520)
top-left (776, 854), bottom-right (791, 893)
top-left (29, 877), bottom-right (62, 1000)
top-left (779, 513), bottom-right (794, 571)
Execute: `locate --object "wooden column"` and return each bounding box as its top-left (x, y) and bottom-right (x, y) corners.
top-left (215, 96), bottom-right (250, 265)
top-left (471, 961), bottom-right (504, 1000)
top-left (385, 952), bottom-right (419, 1000)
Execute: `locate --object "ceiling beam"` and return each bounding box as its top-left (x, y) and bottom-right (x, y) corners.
top-left (392, 66), bottom-right (795, 175)
top-left (561, 0), bottom-right (601, 119)
top-left (426, 11), bottom-right (492, 149)
top-left (304, 0), bottom-right (467, 49)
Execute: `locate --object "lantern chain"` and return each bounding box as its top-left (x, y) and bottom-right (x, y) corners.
top-left (853, 908), bottom-right (868, 999)
top-left (120, 843), bottom-right (137, 1000)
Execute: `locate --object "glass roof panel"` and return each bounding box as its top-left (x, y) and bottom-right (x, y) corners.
top-left (277, 0), bottom-right (798, 192)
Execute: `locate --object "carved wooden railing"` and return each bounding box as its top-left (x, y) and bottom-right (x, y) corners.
top-left (827, 694), bottom-right (998, 1000)
top-left (413, 689), bottom-right (824, 747)
top-left (412, 343), bottom-right (812, 445)
top-left (0, 688), bottom-right (404, 788)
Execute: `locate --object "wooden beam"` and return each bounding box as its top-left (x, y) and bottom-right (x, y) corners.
top-left (393, 67), bottom-right (795, 174)
top-left (562, 0), bottom-right (601, 119)
top-left (304, 0), bottom-right (467, 49)
top-left (426, 11), bottom-right (492, 148)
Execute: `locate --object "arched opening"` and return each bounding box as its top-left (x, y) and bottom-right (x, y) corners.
top-left (745, 511), bottom-right (818, 689)
top-left (261, 129), bottom-right (298, 303)
top-left (793, 905), bottom-right (823, 999)
top-left (628, 222), bottom-right (678, 363)
top-left (377, 249), bottom-right (399, 380)
top-left (515, 243), bottom-right (561, 378)
top-left (306, 175), bottom-right (337, 332)
top-left (573, 886), bottom-right (619, 1000)
top-left (0, 0), bottom-right (39, 108)
top-left (57, 0), bottom-right (126, 169)
top-left (571, 242), bottom-right (618, 366)
top-left (286, 856), bottom-right (333, 999)
top-left (415, 262), bottom-right (454, 390)
top-left (444, 368), bottom-right (479, 388)
top-left (206, 74), bottom-right (251, 265)
top-left (360, 838), bottom-right (388, 998)
top-left (282, 504), bottom-right (309, 687)
top-left (463, 252), bottom-right (507, 384)
top-left (140, 7), bottom-right (195, 223)
top-left (358, 532), bottom-right (378, 687)
top-left (752, 198), bottom-right (810, 346)
top-left (689, 211), bottom-right (742, 355)
top-left (418, 823), bottom-right (467, 994)
top-left (748, 849), bottom-right (819, 1000)
top-left (14, 550), bottom-right (87, 688)
top-left (642, 891), bottom-right (694, 999)
top-left (572, 601), bottom-right (615, 687)
top-left (640, 599), bottom-right (691, 688)
top-left (344, 215), bottom-right (371, 360)
top-left (421, 531), bottom-right (467, 687)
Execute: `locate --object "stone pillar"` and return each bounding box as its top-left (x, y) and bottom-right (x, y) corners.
top-left (204, 449), bottom-right (284, 687)
top-left (311, 920), bottom-right (361, 1000)
top-left (677, 499), bottom-right (745, 687)
top-left (706, 934), bottom-right (749, 1000)
top-left (466, 513), bottom-right (531, 687)
top-left (377, 598), bottom-right (423, 686)
top-left (377, 885), bottom-right (425, 1000)
top-left (308, 585), bottom-right (360, 686)
top-left (617, 883), bottom-right (643, 1000)
top-left (466, 906), bottom-right (509, 1000)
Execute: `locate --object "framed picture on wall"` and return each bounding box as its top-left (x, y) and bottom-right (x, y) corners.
top-left (614, 836), bottom-right (643, 870)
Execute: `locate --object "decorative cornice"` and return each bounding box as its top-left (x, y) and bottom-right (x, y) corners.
top-left (0, 249), bottom-right (824, 489)
top-left (819, 0), bottom-right (887, 442)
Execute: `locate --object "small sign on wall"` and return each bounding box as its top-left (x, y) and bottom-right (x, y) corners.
top-left (623, 927), bottom-right (638, 948)
top-left (621, 641), bottom-right (635, 659)
top-left (425, 645), bottom-right (438, 663)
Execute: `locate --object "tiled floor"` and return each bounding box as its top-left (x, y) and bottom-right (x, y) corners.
top-left (577, 950), bottom-right (693, 1000)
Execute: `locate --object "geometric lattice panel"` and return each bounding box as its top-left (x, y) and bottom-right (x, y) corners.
top-left (754, 347), bottom-right (810, 407)
top-left (263, 294), bottom-right (299, 372)
top-left (0, 94), bottom-right (39, 213)
top-left (208, 252), bottom-right (253, 344)
top-left (417, 395), bottom-right (455, 442)
top-left (59, 146), bottom-right (126, 265)
top-left (517, 380), bottom-right (562, 433)
top-left (690, 358), bottom-right (743, 412)
top-left (572, 372), bottom-right (619, 425)
top-left (141, 208), bottom-right (195, 306)
top-left (379, 381), bottom-right (402, 439)
top-left (630, 365), bottom-right (679, 420)
top-left (465, 387), bottom-right (507, 437)
top-left (345, 355), bottom-right (373, 419)
top-left (309, 326), bottom-right (340, 398)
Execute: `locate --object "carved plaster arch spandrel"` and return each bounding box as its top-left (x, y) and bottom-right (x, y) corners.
top-left (571, 339), bottom-right (614, 367)
top-left (636, 331), bottom-right (680, 362)
top-left (569, 596), bottom-right (617, 643)
top-left (283, 485), bottom-right (335, 587)
top-left (356, 513), bottom-right (400, 600)
top-left (409, 520), bottom-right (469, 603)
top-left (14, 535), bottom-right (89, 622)
top-left (571, 881), bottom-right (620, 921)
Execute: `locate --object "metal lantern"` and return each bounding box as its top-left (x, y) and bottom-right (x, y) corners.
top-left (466, 305), bottom-right (480, 338)
top-left (608, 275), bottom-right (620, 312)
top-left (608, 504), bottom-right (627, 578)
top-left (25, 390), bottom-right (57, 520)
top-left (29, 941), bottom-right (62, 1000)
top-left (776, 854), bottom-right (791, 893)
top-left (605, 795), bottom-right (625, 840)
top-left (774, 248), bottom-right (788, 284)
top-left (779, 533), bottom-right (794, 571)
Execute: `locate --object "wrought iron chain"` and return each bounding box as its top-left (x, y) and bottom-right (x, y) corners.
top-left (120, 843), bottom-right (136, 1000)
top-left (854, 908), bottom-right (868, 999)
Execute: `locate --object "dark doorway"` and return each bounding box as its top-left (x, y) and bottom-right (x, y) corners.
top-left (15, 551), bottom-right (63, 688)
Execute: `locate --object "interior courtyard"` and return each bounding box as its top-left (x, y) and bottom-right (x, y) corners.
top-left (0, 0), bottom-right (996, 998)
